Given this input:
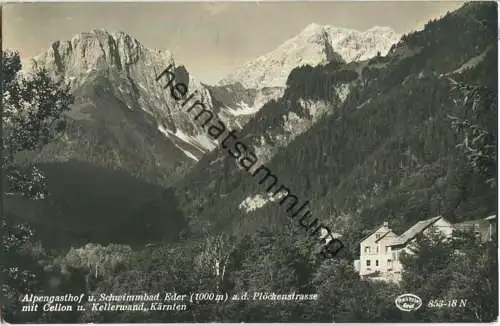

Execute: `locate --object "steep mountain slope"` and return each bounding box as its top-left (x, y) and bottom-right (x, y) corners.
top-left (175, 2), bottom-right (497, 248)
top-left (176, 59), bottom-right (359, 236)
top-left (207, 83), bottom-right (285, 130)
top-left (11, 30), bottom-right (209, 249)
top-left (26, 29), bottom-right (216, 185)
top-left (219, 24), bottom-right (400, 89)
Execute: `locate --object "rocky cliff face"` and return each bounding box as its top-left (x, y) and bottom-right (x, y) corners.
top-left (31, 29), bottom-right (217, 159)
top-left (26, 29), bottom-right (220, 185)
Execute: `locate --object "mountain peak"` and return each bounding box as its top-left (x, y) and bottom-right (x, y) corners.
top-left (301, 22), bottom-right (325, 34)
top-left (71, 29), bottom-right (142, 48)
top-left (220, 24), bottom-right (401, 88)
top-left (31, 29), bottom-right (173, 84)
top-left (28, 29), bottom-right (218, 164)
top-left (294, 23), bottom-right (335, 50)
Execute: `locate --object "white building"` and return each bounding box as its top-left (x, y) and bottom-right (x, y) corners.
top-left (356, 221), bottom-right (398, 278)
top-left (355, 216), bottom-right (454, 283)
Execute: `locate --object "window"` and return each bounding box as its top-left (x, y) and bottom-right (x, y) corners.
top-left (375, 260), bottom-right (379, 267)
top-left (364, 246), bottom-right (371, 254)
top-left (366, 260), bottom-right (371, 266)
top-left (376, 245), bottom-right (379, 253)
top-left (474, 225), bottom-right (481, 240)
top-left (375, 233), bottom-right (381, 239)
top-left (387, 259), bottom-right (392, 271)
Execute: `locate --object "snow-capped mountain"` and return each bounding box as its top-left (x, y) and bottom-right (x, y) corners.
top-left (219, 23), bottom-right (401, 89)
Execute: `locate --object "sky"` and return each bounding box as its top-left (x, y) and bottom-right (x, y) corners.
top-left (3, 1), bottom-right (464, 83)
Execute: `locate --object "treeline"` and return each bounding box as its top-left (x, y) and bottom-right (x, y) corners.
top-left (4, 223), bottom-right (497, 322)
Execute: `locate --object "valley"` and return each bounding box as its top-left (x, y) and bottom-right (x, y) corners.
top-left (2, 2), bottom-right (497, 323)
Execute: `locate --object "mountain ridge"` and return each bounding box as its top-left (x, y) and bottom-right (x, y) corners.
top-left (24, 29), bottom-right (218, 185)
top-left (219, 23), bottom-right (400, 88)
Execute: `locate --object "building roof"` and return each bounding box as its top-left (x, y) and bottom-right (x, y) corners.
top-left (359, 225), bottom-right (391, 243)
top-left (485, 214), bottom-right (497, 221)
top-left (390, 216), bottom-right (442, 247)
top-left (373, 230), bottom-right (391, 243)
top-left (376, 230), bottom-right (398, 243)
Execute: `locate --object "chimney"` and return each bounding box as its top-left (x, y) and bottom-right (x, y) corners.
top-left (383, 221), bottom-right (389, 228)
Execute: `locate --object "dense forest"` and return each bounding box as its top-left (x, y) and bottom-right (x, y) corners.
top-left (1, 2), bottom-right (498, 323)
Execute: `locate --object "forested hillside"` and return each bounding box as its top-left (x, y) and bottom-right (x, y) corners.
top-left (175, 2), bottom-right (497, 242)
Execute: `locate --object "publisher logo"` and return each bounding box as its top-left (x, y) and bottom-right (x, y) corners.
top-left (395, 293), bottom-right (422, 312)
